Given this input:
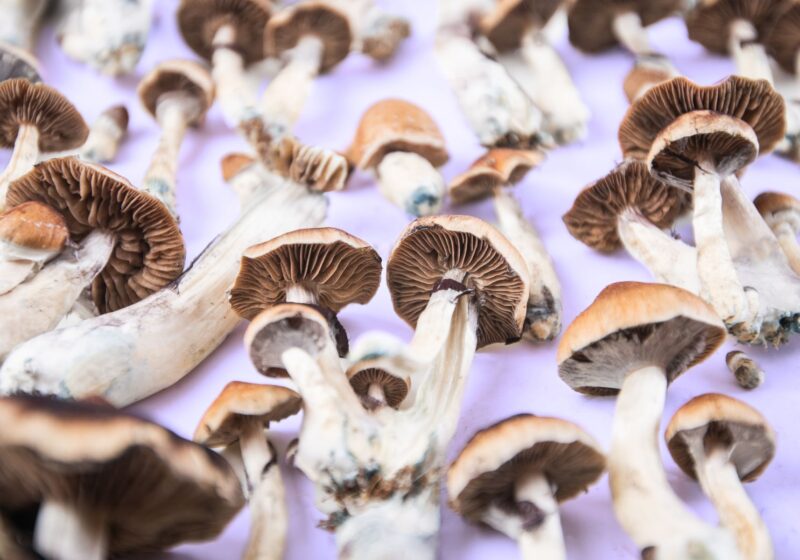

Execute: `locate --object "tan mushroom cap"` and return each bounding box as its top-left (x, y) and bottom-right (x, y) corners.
top-left (686, 0), bottom-right (784, 55)
top-left (7, 157), bottom-right (185, 313)
top-left (563, 160), bottom-right (689, 253)
top-left (221, 152), bottom-right (256, 182)
top-left (557, 282), bottom-right (726, 395)
top-left (138, 59), bottom-right (215, 127)
top-left (0, 79), bottom-right (88, 151)
top-left (0, 41), bottom-right (42, 83)
top-left (568, 0), bottom-right (681, 53)
top-left (230, 227), bottom-right (382, 320)
top-left (265, 1), bottom-right (353, 73)
top-left (665, 393), bottom-right (776, 483)
top-left (449, 148), bottom-right (544, 204)
top-left (766, 2), bottom-right (800, 74)
top-left (347, 359), bottom-right (410, 408)
top-left (0, 394), bottom-right (244, 555)
top-left (448, 414), bottom-right (606, 522)
top-left (0, 201), bottom-right (68, 253)
top-left (387, 215), bottom-right (530, 348)
top-left (478, 0), bottom-right (561, 52)
top-left (177, 0), bottom-right (272, 64)
top-left (622, 55), bottom-right (676, 103)
top-left (348, 98), bottom-right (449, 170)
top-left (754, 191), bottom-right (800, 217)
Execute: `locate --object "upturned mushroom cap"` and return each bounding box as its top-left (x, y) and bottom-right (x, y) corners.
top-left (221, 152), bottom-right (256, 181)
top-left (665, 393), bottom-right (776, 483)
top-left (448, 414), bottom-right (605, 522)
top-left (0, 79), bottom-right (88, 151)
top-left (7, 157), bottom-right (185, 313)
top-left (348, 98), bottom-right (449, 171)
top-left (194, 381), bottom-right (302, 447)
top-left (449, 148), bottom-right (544, 204)
top-left (754, 191), bottom-right (800, 223)
top-left (478, 0), bottom-right (561, 52)
top-left (568, 0), bottom-right (681, 53)
top-left (265, 1), bottom-right (353, 73)
top-left (177, 0), bottom-right (272, 64)
top-left (138, 59), bottom-right (215, 127)
top-left (563, 160), bottom-right (689, 252)
top-left (0, 42), bottom-right (41, 83)
top-left (0, 201), bottom-right (68, 254)
top-left (346, 359), bottom-right (410, 408)
top-left (686, 0), bottom-right (784, 55)
top-left (229, 227), bottom-right (382, 320)
top-left (557, 282), bottom-right (726, 395)
top-left (765, 2), bottom-right (800, 74)
top-left (0, 394), bottom-right (245, 555)
top-left (387, 214), bottom-right (530, 348)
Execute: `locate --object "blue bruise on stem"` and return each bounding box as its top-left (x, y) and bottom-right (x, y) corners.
top-left (406, 187), bottom-right (439, 217)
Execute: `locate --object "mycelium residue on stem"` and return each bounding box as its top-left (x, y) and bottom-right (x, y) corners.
top-left (754, 191), bottom-right (800, 276)
top-left (78, 105), bottom-right (129, 163)
top-left (348, 0), bottom-right (410, 61)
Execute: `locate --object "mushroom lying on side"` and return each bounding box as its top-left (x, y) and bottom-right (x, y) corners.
top-left (0, 41), bottom-right (42, 83)
top-left (558, 282), bottom-right (739, 558)
top-left (754, 191), bottom-right (800, 276)
top-left (78, 105), bottom-right (129, 163)
top-left (269, 135), bottom-right (350, 193)
top-left (347, 356), bottom-right (410, 410)
top-left (0, 0), bottom-right (47, 51)
top-left (726, 350), bottom-right (765, 389)
top-left (666, 394), bottom-right (775, 560)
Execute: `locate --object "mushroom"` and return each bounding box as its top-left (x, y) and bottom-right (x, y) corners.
top-left (0, 393), bottom-right (245, 560)
top-left (195, 381), bottom-right (302, 560)
top-left (78, 104), bottom-right (129, 164)
top-left (268, 135), bottom-right (350, 193)
top-left (447, 414), bottom-right (606, 559)
top-left (665, 393), bottom-right (775, 559)
top-left (0, 79), bottom-right (89, 212)
top-left (765, 2), bottom-right (800, 81)
top-left (347, 357), bottom-right (410, 410)
top-left (623, 53), bottom-right (680, 102)
top-left (138, 59), bottom-right (215, 217)
top-left (347, 99), bottom-right (449, 216)
top-left (754, 191), bottom-right (800, 276)
top-left (0, 41), bottom-right (41, 83)
top-left (0, 0), bottom-right (47, 50)
top-left (348, 0), bottom-right (410, 61)
top-left (725, 350), bottom-right (765, 389)
top-left (557, 281), bottom-right (739, 558)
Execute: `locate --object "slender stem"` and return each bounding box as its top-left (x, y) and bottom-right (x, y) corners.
top-left (212, 25), bottom-right (259, 127)
top-left (239, 416), bottom-right (273, 496)
top-left (515, 473), bottom-right (566, 560)
top-left (141, 100), bottom-right (189, 217)
top-left (612, 11), bottom-right (651, 55)
top-left (367, 382), bottom-right (386, 404)
top-left (243, 449), bottom-right (288, 560)
top-left (0, 125), bottom-right (39, 212)
top-left (772, 222), bottom-right (800, 276)
top-left (285, 284), bottom-right (318, 305)
top-left (79, 108), bottom-right (127, 164)
top-left (376, 151), bottom-right (444, 217)
top-left (729, 20), bottom-right (773, 83)
top-left (34, 500), bottom-right (107, 560)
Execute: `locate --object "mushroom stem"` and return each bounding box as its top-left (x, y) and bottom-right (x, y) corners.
top-left (515, 473), bottom-right (566, 560)
top-left (612, 11), bottom-right (651, 56)
top-left (367, 381), bottom-right (386, 404)
top-left (34, 500), bottom-right (107, 560)
top-left (79, 105), bottom-right (128, 164)
top-left (376, 152), bottom-right (445, 216)
top-left (0, 237), bottom-right (64, 295)
top-left (0, 124), bottom-right (39, 211)
top-left (728, 20), bottom-right (773, 83)
top-left (211, 25), bottom-right (259, 128)
top-left (0, 0), bottom-right (46, 49)
top-left (244, 445), bottom-right (288, 560)
top-left (286, 284), bottom-right (319, 305)
top-left (239, 416), bottom-right (273, 495)
top-left (770, 221), bottom-right (800, 275)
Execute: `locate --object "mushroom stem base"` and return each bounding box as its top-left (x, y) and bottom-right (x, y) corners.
top-left (34, 500), bottom-right (107, 560)
top-left (0, 125), bottom-right (39, 212)
top-left (515, 473), bottom-right (566, 560)
top-left (376, 152), bottom-right (444, 217)
top-left (612, 11), bottom-right (651, 55)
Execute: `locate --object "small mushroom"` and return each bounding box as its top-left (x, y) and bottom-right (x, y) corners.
top-left (725, 350), bottom-right (765, 389)
top-left (0, 0), bottom-right (47, 50)
top-left (347, 358), bottom-right (410, 410)
top-left (0, 41), bottom-right (41, 83)
top-left (623, 53), bottom-right (680, 102)
top-left (268, 135), bottom-right (350, 193)
top-left (78, 105), bottom-right (129, 164)
top-left (754, 191), bottom-right (800, 276)
top-left (447, 414), bottom-right (606, 559)
top-left (666, 393), bottom-right (775, 559)
top-left (348, 99), bottom-right (449, 216)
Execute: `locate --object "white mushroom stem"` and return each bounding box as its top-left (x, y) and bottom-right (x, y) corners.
top-left (0, 125), bottom-right (40, 212)
top-left (227, 161), bottom-right (284, 210)
top-left (0, 241), bottom-right (61, 295)
top-left (376, 152), bottom-right (444, 217)
top-left (367, 382), bottom-right (386, 404)
top-left (34, 500), bottom-right (107, 560)
top-left (239, 417), bottom-right (273, 494)
top-left (766, 220), bottom-right (800, 276)
top-left (211, 25), bottom-right (260, 128)
top-left (79, 107), bottom-right (127, 164)
top-left (612, 11), bottom-right (652, 55)
top-left (285, 284), bottom-right (319, 305)
top-left (515, 474), bottom-right (566, 560)
top-left (0, 0), bottom-right (47, 49)
top-left (728, 19), bottom-right (773, 83)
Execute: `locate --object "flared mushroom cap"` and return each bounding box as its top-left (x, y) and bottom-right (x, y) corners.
top-left (0, 394), bottom-right (245, 555)
top-left (449, 148), bottom-right (544, 204)
top-left (265, 1), bottom-right (353, 73)
top-left (348, 98), bottom-right (449, 170)
top-left (766, 2), bottom-right (800, 74)
top-left (229, 227), bottom-right (382, 320)
top-left (448, 414), bottom-right (606, 522)
top-left (754, 191), bottom-right (800, 226)
top-left (686, 0), bottom-right (784, 55)
top-left (138, 59), bottom-right (215, 127)
top-left (665, 393), bottom-right (776, 482)
top-left (194, 381), bottom-right (302, 447)
top-left (0, 42), bottom-right (41, 83)
top-left (557, 282), bottom-right (726, 395)
top-left (0, 79), bottom-right (88, 151)
top-left (0, 201), bottom-right (68, 254)
top-left (387, 215), bottom-right (530, 348)
top-left (7, 157), bottom-right (185, 313)
top-left (478, 0), bottom-right (561, 52)
top-left (221, 152), bottom-right (256, 181)
top-left (347, 359), bottom-right (410, 408)
top-left (568, 0), bottom-right (681, 53)
top-left (177, 0), bottom-right (272, 64)
top-left (563, 160), bottom-right (689, 252)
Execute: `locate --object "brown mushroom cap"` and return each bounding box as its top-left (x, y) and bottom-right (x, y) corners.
top-left (265, 2), bottom-right (353, 73)
top-left (563, 160), bottom-right (689, 253)
top-left (754, 191), bottom-right (800, 218)
top-left (622, 55), bottom-right (676, 103)
top-left (347, 360), bottom-right (410, 408)
top-left (557, 282), bottom-right (726, 395)
top-left (138, 59), bottom-right (215, 127)
top-left (478, 0), bottom-right (561, 52)
top-left (0, 79), bottom-right (88, 151)
top-left (7, 157), bottom-right (185, 313)
top-left (448, 414), bottom-right (605, 523)
top-left (177, 0), bottom-right (272, 64)
top-left (387, 215), bottom-right (530, 348)
top-left (221, 152), bottom-right (256, 182)
top-left (0, 42), bottom-right (41, 84)
top-left (766, 2), bottom-right (800, 74)
top-left (686, 0), bottom-right (784, 55)
top-left (449, 148), bottom-right (544, 204)
top-left (665, 393), bottom-right (776, 483)
top-left (0, 394), bottom-right (244, 555)
top-left (0, 201), bottom-right (68, 253)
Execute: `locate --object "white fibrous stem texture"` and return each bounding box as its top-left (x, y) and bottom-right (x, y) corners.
top-left (0, 182), bottom-right (328, 405)
top-left (728, 20), bottom-right (773, 83)
top-left (34, 500), bottom-right (107, 560)
top-left (212, 26), bottom-right (260, 128)
top-left (612, 11), bottom-right (651, 55)
top-left (0, 125), bottom-right (40, 212)
top-left (0, 241), bottom-right (60, 295)
top-left (0, 0), bottom-right (47, 49)
top-left (228, 163), bottom-right (284, 210)
top-left (376, 152), bottom-right (444, 217)
top-left (79, 109), bottom-right (127, 164)
top-left (764, 216), bottom-right (800, 276)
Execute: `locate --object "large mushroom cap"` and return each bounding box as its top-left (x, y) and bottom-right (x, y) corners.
top-left (387, 214), bottom-right (530, 348)
top-left (449, 148), bottom-right (544, 204)
top-left (0, 79), bottom-right (88, 151)
top-left (0, 42), bottom-right (41, 84)
top-left (348, 98), bottom-right (449, 170)
top-left (686, 0), bottom-right (784, 55)
top-left (138, 59), bottom-right (215, 127)
top-left (478, 0), bottom-right (561, 52)
top-left (448, 414), bottom-right (605, 522)
top-left (754, 191), bottom-right (800, 219)
top-left (7, 157), bottom-right (185, 313)
top-left (557, 282), bottom-right (726, 395)
top-left (563, 160), bottom-right (689, 252)
top-left (665, 393), bottom-right (776, 482)
top-left (766, 2), bottom-right (800, 74)
top-left (347, 359), bottom-right (410, 408)
top-left (0, 394), bottom-right (245, 555)
top-left (0, 201), bottom-right (68, 254)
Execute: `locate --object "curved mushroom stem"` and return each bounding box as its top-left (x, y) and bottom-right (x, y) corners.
top-left (0, 125), bottom-right (39, 212)
top-left (515, 474), bottom-right (566, 560)
top-left (767, 220), bottom-right (800, 276)
top-left (79, 106), bottom-right (128, 164)
top-left (376, 152), bottom-right (445, 217)
top-left (34, 500), bottom-right (107, 560)
top-left (211, 25), bottom-right (260, 128)
top-left (728, 20), bottom-right (773, 83)
top-left (612, 11), bottom-right (652, 56)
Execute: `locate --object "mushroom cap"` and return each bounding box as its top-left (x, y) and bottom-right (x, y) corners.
top-left (754, 191), bottom-right (800, 218)
top-left (347, 359), bottom-right (410, 408)
top-left (0, 394), bottom-right (244, 555)
top-left (387, 215), bottom-right (530, 348)
top-left (0, 41), bottom-right (41, 83)
top-left (0, 79), bottom-right (88, 151)
top-left (177, 0), bottom-right (272, 64)
top-left (229, 227), bottom-right (382, 320)
top-left (686, 0), bottom-right (784, 55)
top-left (0, 201), bottom-right (68, 253)
top-left (138, 59), bottom-right (215, 127)
top-left (265, 1), bottom-right (353, 73)
top-left (194, 381), bottom-right (302, 447)
top-left (449, 148), bottom-right (544, 205)
top-left (7, 157), bottom-right (185, 313)
top-left (562, 160), bottom-right (689, 252)
top-left (101, 105), bottom-right (129, 133)
top-left (665, 393), bottom-right (776, 483)
top-left (765, 2), bottom-right (800, 74)
top-left (557, 282), bottom-right (726, 395)
top-left (348, 98), bottom-right (449, 170)
top-left (447, 414), bottom-right (605, 523)
top-left (221, 152), bottom-right (256, 182)
top-left (568, 0), bottom-right (681, 53)
top-left (622, 55), bottom-right (676, 103)
top-left (478, 0), bottom-right (561, 52)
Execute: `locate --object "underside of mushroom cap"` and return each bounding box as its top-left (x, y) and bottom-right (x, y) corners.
top-left (138, 59), bottom-right (215, 126)
top-left (478, 0), bottom-right (561, 52)
top-left (0, 42), bottom-right (41, 83)
top-left (754, 191), bottom-right (800, 218)
top-left (347, 361), bottom-right (409, 408)
top-left (7, 157), bottom-right (185, 313)
top-left (766, 3), bottom-right (800, 74)
top-left (448, 148), bottom-right (544, 204)
top-left (0, 201), bottom-right (68, 253)
top-left (686, 0), bottom-right (784, 54)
